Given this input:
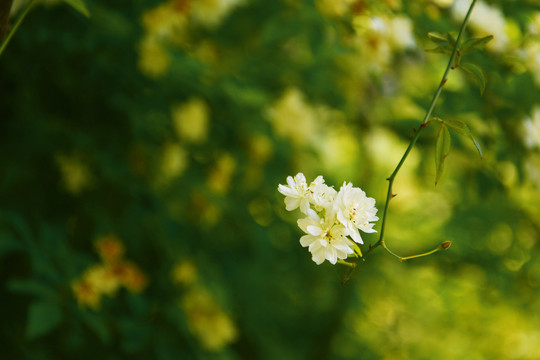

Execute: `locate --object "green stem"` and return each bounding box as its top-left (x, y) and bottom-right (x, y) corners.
top-left (384, 241), bottom-right (451, 262)
top-left (337, 259), bottom-right (356, 268)
top-left (398, 246), bottom-right (442, 261)
top-left (365, 0), bottom-right (477, 259)
top-left (0, 0), bottom-right (38, 57)
top-left (420, 0), bottom-right (477, 126)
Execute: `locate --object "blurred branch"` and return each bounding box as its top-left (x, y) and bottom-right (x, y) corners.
top-left (0, 0), bottom-right (13, 42)
top-left (366, 0), bottom-right (478, 260)
top-left (0, 0), bottom-right (36, 57)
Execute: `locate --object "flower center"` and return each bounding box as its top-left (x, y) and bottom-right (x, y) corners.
top-left (324, 231), bottom-right (333, 244)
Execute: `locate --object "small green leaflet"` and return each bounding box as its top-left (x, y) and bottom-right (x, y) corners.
top-left (25, 301), bottom-right (63, 340)
top-left (444, 119), bottom-right (483, 159)
top-left (427, 31), bottom-right (456, 45)
top-left (461, 35), bottom-right (493, 54)
top-left (63, 0), bottom-right (90, 17)
top-left (459, 62), bottom-right (487, 95)
top-left (8, 279), bottom-right (58, 300)
top-left (426, 32), bottom-right (456, 55)
top-left (435, 123), bottom-right (451, 185)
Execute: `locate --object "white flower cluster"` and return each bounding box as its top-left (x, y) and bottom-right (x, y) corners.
top-left (278, 173), bottom-right (379, 265)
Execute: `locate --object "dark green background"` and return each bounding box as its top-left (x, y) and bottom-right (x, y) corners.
top-left (2, 0), bottom-right (540, 358)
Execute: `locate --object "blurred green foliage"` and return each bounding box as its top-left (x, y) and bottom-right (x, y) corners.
top-left (1, 0), bottom-right (540, 359)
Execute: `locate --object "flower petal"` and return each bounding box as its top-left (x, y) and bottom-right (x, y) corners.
top-left (307, 225), bottom-right (323, 236)
top-left (278, 184), bottom-right (297, 197)
top-left (349, 228), bottom-right (363, 244)
top-left (336, 249), bottom-right (349, 260)
top-left (300, 235), bottom-right (317, 247)
top-left (284, 197), bottom-right (300, 211)
top-left (300, 200), bottom-right (311, 214)
top-left (286, 176), bottom-right (295, 187)
top-left (312, 248), bottom-right (326, 265)
top-left (333, 242), bottom-right (354, 253)
top-left (327, 247), bottom-right (338, 264)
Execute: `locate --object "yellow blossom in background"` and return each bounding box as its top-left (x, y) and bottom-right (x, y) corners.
top-left (247, 134), bottom-right (273, 164)
top-left (388, 16), bottom-right (416, 50)
top-left (159, 142), bottom-right (189, 184)
top-left (267, 88), bottom-right (318, 146)
top-left (351, 14), bottom-right (416, 73)
top-left (521, 106), bottom-right (540, 149)
top-left (352, 16), bottom-right (392, 72)
top-left (138, 0), bottom-right (245, 77)
top-left (142, 1), bottom-right (188, 41)
top-left (201, 200), bottom-right (223, 225)
top-left (316, 0), bottom-right (355, 18)
top-left (189, 0), bottom-right (245, 28)
top-left (84, 264), bottom-right (121, 297)
top-left (431, 0), bottom-right (453, 8)
top-left (207, 153), bottom-right (237, 194)
top-left (182, 288), bottom-right (238, 351)
top-left (138, 38), bottom-right (171, 78)
top-left (528, 12), bottom-right (540, 35)
top-left (192, 41), bottom-right (219, 65)
top-left (172, 260), bottom-right (198, 286)
top-left (55, 154), bottom-right (93, 195)
top-left (138, 1), bottom-right (188, 77)
top-left (112, 261), bottom-right (148, 294)
top-left (171, 259), bottom-right (237, 351)
top-left (72, 237), bottom-right (148, 309)
top-left (95, 234), bottom-right (125, 263)
top-left (522, 41), bottom-right (540, 86)
top-left (172, 98), bottom-right (210, 144)
top-left (243, 134), bottom-right (274, 188)
top-left (71, 278), bottom-right (101, 310)
top-left (318, 125), bottom-right (361, 180)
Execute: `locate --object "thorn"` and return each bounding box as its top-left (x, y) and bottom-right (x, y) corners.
top-left (391, 193), bottom-right (397, 198)
top-left (441, 78), bottom-right (448, 86)
top-left (421, 122), bottom-right (428, 129)
top-left (386, 177), bottom-right (390, 181)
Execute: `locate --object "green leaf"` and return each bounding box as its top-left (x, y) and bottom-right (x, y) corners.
top-left (426, 32), bottom-right (456, 55)
top-left (25, 301), bottom-right (63, 340)
top-left (62, 0), bottom-right (90, 17)
top-left (8, 279), bottom-right (58, 300)
top-left (444, 119), bottom-right (470, 136)
top-left (79, 311), bottom-right (111, 344)
top-left (471, 136), bottom-right (483, 159)
top-left (426, 45), bottom-right (453, 55)
top-left (435, 124), bottom-right (451, 184)
top-left (0, 230), bottom-right (23, 255)
top-left (459, 62), bottom-right (486, 95)
top-left (444, 119), bottom-right (483, 159)
top-left (462, 35), bottom-right (493, 54)
top-left (427, 32), bottom-right (456, 46)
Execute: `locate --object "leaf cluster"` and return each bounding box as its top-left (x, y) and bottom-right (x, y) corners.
top-left (433, 118), bottom-right (483, 184)
top-left (428, 31), bottom-right (493, 94)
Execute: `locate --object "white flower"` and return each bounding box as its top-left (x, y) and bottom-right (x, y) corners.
top-left (278, 174), bottom-right (379, 265)
top-left (278, 173), bottom-right (311, 214)
top-left (308, 176), bottom-right (337, 211)
top-left (389, 16), bottom-right (416, 50)
top-left (522, 106), bottom-right (540, 149)
top-left (297, 209), bottom-right (354, 265)
top-left (334, 182), bottom-right (379, 244)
